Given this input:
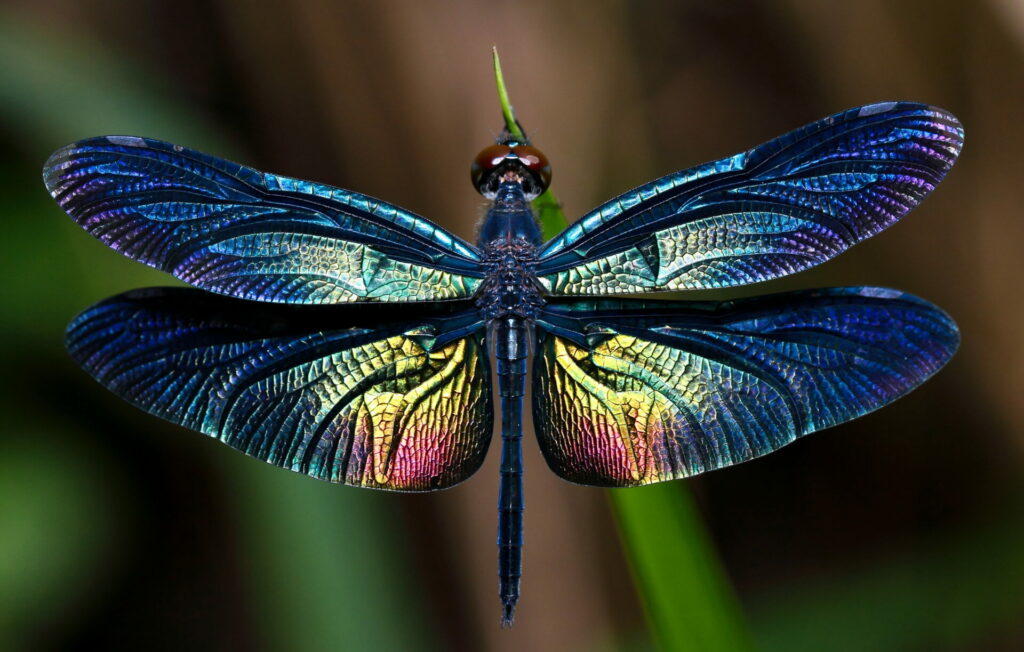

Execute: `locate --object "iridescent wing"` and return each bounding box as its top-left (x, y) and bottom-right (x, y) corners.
top-left (66, 289), bottom-right (491, 490)
top-left (44, 137), bottom-right (483, 304)
top-left (536, 103), bottom-right (963, 295)
top-left (533, 288), bottom-right (958, 486)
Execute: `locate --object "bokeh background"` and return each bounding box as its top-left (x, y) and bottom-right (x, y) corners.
top-left (2, 1), bottom-right (1022, 650)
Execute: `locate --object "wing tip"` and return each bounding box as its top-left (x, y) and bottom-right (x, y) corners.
top-left (860, 100), bottom-right (965, 157)
top-left (850, 285), bottom-right (960, 368)
top-left (41, 142), bottom-right (76, 198)
top-left (43, 136), bottom-right (141, 202)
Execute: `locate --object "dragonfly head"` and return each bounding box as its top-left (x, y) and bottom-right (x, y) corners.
top-left (471, 135), bottom-right (551, 200)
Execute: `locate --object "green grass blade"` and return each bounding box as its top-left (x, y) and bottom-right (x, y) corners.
top-left (503, 53), bottom-right (750, 644)
top-left (492, 47), bottom-right (525, 141)
top-left (612, 485), bottom-right (752, 651)
top-left (492, 48), bottom-right (566, 234)
top-left (521, 135), bottom-right (750, 652)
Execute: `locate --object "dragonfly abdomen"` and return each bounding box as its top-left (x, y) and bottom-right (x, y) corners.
top-left (493, 316), bottom-right (530, 627)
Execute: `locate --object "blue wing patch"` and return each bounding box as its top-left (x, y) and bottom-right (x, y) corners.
top-left (45, 136), bottom-right (483, 304)
top-left (536, 103), bottom-right (963, 295)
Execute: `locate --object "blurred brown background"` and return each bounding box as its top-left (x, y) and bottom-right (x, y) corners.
top-left (1, 1), bottom-right (1022, 650)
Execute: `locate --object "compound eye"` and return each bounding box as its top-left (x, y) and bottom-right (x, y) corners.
top-left (511, 145), bottom-right (552, 192)
top-left (470, 144), bottom-right (513, 190)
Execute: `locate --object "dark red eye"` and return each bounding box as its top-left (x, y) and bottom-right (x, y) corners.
top-left (470, 142), bottom-right (552, 198)
top-left (470, 144), bottom-right (513, 188)
top-left (511, 145), bottom-right (551, 191)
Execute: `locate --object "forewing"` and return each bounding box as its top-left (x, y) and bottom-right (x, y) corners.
top-left (66, 289), bottom-right (491, 490)
top-left (45, 137), bottom-right (483, 304)
top-left (533, 288), bottom-right (958, 486)
top-left (536, 103), bottom-right (963, 295)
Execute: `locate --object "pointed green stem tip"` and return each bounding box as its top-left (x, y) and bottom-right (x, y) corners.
top-left (490, 47), bottom-right (567, 238)
top-left (492, 47), bottom-right (526, 141)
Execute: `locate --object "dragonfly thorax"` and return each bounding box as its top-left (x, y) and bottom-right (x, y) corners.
top-left (476, 238), bottom-right (545, 321)
top-left (476, 181), bottom-right (545, 321)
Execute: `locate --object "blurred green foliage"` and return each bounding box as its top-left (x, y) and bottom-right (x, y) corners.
top-left (0, 426), bottom-right (110, 650)
top-left (0, 12), bottom-right (431, 651)
top-left (750, 507), bottom-right (1024, 651)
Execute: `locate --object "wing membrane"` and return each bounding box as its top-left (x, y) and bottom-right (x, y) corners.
top-left (533, 288), bottom-right (958, 486)
top-left (45, 137), bottom-right (483, 304)
top-left (66, 289), bottom-right (491, 490)
top-left (536, 103), bottom-right (963, 295)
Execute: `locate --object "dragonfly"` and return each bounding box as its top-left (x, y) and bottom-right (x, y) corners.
top-left (44, 69), bottom-right (962, 625)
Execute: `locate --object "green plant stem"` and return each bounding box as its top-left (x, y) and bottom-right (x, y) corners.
top-left (492, 47), bottom-right (525, 141)
top-left (612, 485), bottom-right (752, 651)
top-left (500, 49), bottom-right (752, 647)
